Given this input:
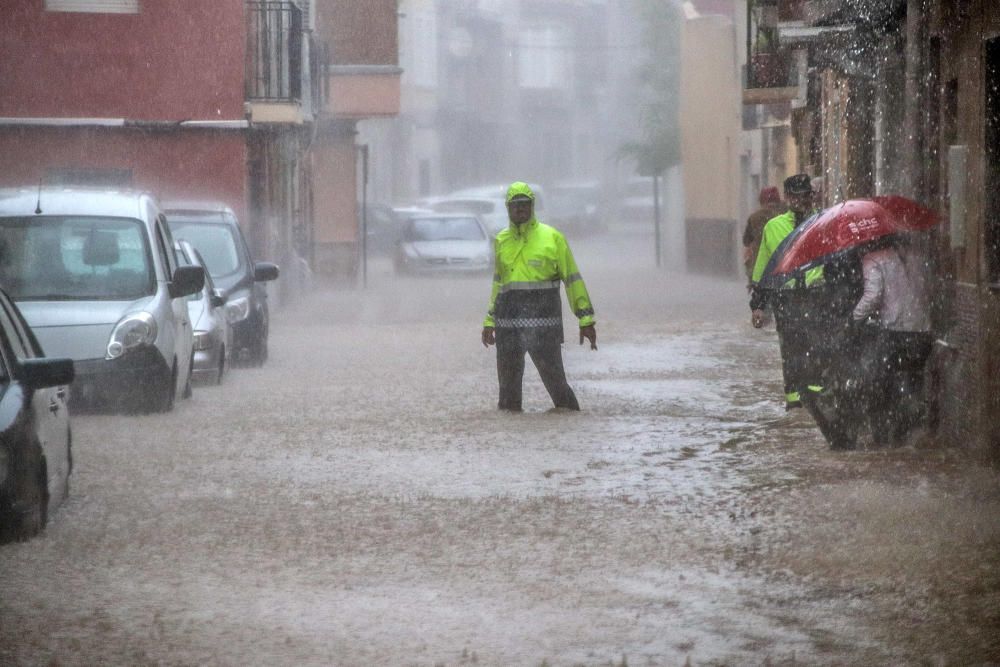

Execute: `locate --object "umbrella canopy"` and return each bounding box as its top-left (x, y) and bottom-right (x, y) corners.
top-left (760, 196), bottom-right (941, 287)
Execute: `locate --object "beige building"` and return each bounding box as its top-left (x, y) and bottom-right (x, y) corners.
top-left (679, 3), bottom-right (744, 275)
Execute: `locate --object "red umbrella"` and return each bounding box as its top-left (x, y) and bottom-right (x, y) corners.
top-left (762, 196), bottom-right (941, 283)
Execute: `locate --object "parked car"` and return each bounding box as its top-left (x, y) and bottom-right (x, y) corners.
top-left (619, 176), bottom-right (657, 224)
top-left (427, 184), bottom-right (546, 236)
top-left (394, 214), bottom-right (493, 276)
top-left (448, 183), bottom-right (547, 214)
top-left (426, 197), bottom-right (509, 236)
top-left (175, 240), bottom-right (231, 385)
top-left (546, 181), bottom-right (608, 235)
top-left (360, 203), bottom-right (432, 255)
top-left (162, 200), bottom-right (279, 367)
top-left (0, 187), bottom-right (202, 413)
top-left (0, 286), bottom-right (74, 543)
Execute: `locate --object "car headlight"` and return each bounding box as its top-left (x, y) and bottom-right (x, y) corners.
top-left (225, 296), bottom-right (250, 324)
top-left (193, 330), bottom-right (213, 351)
top-left (107, 312), bottom-right (157, 359)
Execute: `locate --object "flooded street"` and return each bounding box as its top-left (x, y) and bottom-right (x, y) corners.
top-left (1, 229), bottom-right (998, 666)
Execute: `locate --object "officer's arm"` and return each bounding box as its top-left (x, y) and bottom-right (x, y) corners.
top-left (483, 239), bottom-right (501, 329)
top-left (558, 236), bottom-right (595, 328)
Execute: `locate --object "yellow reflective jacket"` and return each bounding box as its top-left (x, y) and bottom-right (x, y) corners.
top-left (751, 210), bottom-right (824, 287)
top-left (483, 217), bottom-right (595, 332)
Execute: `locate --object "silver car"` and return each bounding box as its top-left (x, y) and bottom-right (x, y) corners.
top-left (0, 188), bottom-right (204, 413)
top-left (175, 240), bottom-right (231, 385)
top-left (393, 214), bottom-right (493, 275)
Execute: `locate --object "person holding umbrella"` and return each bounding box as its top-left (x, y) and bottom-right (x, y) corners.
top-left (852, 232), bottom-right (933, 445)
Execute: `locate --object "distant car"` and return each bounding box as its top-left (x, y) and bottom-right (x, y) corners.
top-left (426, 198), bottom-right (509, 236)
top-left (360, 203), bottom-right (432, 255)
top-left (448, 183), bottom-right (547, 214)
top-left (547, 181), bottom-right (608, 235)
top-left (428, 183), bottom-right (546, 236)
top-left (394, 214), bottom-right (493, 275)
top-left (0, 187), bottom-right (203, 413)
top-left (620, 177), bottom-right (657, 224)
top-left (162, 201), bottom-right (279, 367)
top-left (175, 240), bottom-right (231, 385)
top-left (0, 286), bottom-right (74, 543)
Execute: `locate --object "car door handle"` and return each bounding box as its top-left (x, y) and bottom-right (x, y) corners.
top-left (56, 387), bottom-right (67, 401)
top-left (49, 400), bottom-right (60, 414)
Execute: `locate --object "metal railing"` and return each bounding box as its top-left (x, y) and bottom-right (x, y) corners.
top-left (246, 1), bottom-right (303, 102)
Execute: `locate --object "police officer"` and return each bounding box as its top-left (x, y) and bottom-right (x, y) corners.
top-left (481, 181), bottom-right (597, 411)
top-left (749, 173), bottom-right (823, 410)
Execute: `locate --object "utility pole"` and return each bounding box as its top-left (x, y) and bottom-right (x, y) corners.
top-left (359, 143), bottom-right (369, 289)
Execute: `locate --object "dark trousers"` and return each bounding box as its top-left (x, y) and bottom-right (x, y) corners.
top-left (867, 331), bottom-right (933, 444)
top-left (773, 310), bottom-right (813, 398)
top-left (495, 330), bottom-right (579, 411)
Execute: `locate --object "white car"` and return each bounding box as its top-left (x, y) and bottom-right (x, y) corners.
top-left (393, 214), bottom-right (493, 275)
top-left (427, 184), bottom-right (546, 236)
top-left (0, 187), bottom-right (204, 413)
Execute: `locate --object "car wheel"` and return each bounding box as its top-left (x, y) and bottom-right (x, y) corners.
top-left (142, 362), bottom-right (176, 413)
top-left (9, 448), bottom-right (48, 542)
top-left (248, 326), bottom-right (268, 367)
top-left (216, 345), bottom-right (226, 385)
top-left (182, 351), bottom-right (194, 399)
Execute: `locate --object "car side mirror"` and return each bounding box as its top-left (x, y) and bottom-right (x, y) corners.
top-left (21, 358), bottom-right (75, 390)
top-left (210, 289), bottom-right (227, 309)
top-left (254, 262), bottom-right (279, 282)
top-left (169, 265), bottom-right (205, 299)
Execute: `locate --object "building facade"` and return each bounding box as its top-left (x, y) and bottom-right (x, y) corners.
top-left (0, 0), bottom-right (325, 301)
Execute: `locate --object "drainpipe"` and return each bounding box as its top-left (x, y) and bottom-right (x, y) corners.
top-left (902, 0), bottom-right (927, 199)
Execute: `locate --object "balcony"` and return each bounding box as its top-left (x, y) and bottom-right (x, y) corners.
top-left (246, 1), bottom-right (304, 123)
top-left (743, 0), bottom-right (800, 105)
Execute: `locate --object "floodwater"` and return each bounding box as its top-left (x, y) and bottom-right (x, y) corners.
top-left (1, 225), bottom-right (998, 666)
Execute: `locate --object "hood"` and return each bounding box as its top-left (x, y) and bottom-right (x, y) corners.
top-left (17, 298), bottom-right (151, 361)
top-left (17, 298), bottom-right (150, 327)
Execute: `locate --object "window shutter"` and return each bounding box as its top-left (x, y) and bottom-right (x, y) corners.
top-left (45, 0), bottom-right (139, 13)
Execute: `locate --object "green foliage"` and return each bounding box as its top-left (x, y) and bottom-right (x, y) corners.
top-left (618, 0), bottom-right (683, 176)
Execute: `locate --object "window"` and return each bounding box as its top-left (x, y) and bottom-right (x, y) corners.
top-left (0, 297), bottom-right (32, 362)
top-left (45, 0), bottom-right (139, 13)
top-left (517, 26), bottom-right (571, 90)
top-left (164, 221), bottom-right (244, 280)
top-left (404, 217), bottom-right (484, 242)
top-left (408, 9), bottom-right (438, 88)
top-left (46, 167), bottom-right (133, 188)
top-left (0, 216), bottom-right (154, 301)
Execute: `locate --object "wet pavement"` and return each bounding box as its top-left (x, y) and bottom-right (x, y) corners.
top-left (1, 227), bottom-right (998, 666)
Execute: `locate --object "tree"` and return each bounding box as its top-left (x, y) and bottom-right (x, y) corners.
top-left (618, 0), bottom-right (682, 178)
top-left (618, 0), bottom-right (682, 265)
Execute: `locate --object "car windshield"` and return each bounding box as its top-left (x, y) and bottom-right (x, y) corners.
top-left (0, 216), bottom-right (154, 301)
top-left (431, 200), bottom-right (496, 215)
top-left (404, 217), bottom-right (484, 242)
top-left (166, 217), bottom-right (244, 280)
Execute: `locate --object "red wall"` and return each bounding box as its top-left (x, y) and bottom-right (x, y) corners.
top-left (0, 128), bottom-right (248, 222)
top-left (0, 1), bottom-right (246, 121)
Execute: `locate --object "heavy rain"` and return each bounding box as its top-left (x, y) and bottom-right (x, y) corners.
top-left (1, 1), bottom-right (999, 666)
